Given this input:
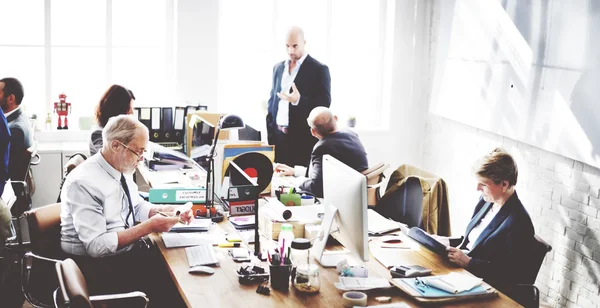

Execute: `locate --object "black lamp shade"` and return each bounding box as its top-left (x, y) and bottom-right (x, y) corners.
top-left (219, 114), bottom-right (245, 130)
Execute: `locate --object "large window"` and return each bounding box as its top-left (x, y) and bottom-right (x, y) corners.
top-left (217, 0), bottom-right (396, 131)
top-left (0, 0), bottom-right (174, 125)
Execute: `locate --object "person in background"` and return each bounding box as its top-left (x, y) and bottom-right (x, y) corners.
top-left (435, 148), bottom-right (534, 295)
top-left (274, 107), bottom-right (368, 198)
top-left (0, 110), bottom-right (10, 246)
top-left (266, 26), bottom-right (331, 169)
top-left (61, 115), bottom-right (190, 306)
top-left (89, 84), bottom-right (135, 156)
top-left (0, 77), bottom-right (32, 153)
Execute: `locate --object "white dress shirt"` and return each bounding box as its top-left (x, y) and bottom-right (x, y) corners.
top-left (60, 153), bottom-right (152, 257)
top-left (466, 203), bottom-right (502, 251)
top-left (276, 52), bottom-right (308, 126)
top-left (3, 105), bottom-right (20, 118)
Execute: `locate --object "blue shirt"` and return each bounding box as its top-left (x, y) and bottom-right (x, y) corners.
top-left (0, 112), bottom-right (10, 197)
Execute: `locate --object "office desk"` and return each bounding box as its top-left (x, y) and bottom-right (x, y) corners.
top-left (149, 220), bottom-right (520, 308)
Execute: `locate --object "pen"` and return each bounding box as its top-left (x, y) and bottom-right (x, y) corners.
top-left (157, 211), bottom-right (185, 224)
top-left (218, 243), bottom-right (241, 248)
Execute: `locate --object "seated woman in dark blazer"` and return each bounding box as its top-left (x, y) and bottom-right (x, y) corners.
top-left (439, 148), bottom-right (534, 293)
top-left (89, 85), bottom-right (135, 155)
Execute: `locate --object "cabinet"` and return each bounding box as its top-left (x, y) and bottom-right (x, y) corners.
top-left (31, 142), bottom-right (88, 208)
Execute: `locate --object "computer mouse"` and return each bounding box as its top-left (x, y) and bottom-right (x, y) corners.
top-left (189, 266), bottom-right (215, 275)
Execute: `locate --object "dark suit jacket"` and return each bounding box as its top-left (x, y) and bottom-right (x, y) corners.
top-left (299, 130), bottom-right (368, 198)
top-left (7, 108), bottom-right (33, 180)
top-left (0, 112), bottom-right (10, 197)
top-left (6, 108), bottom-right (32, 150)
top-left (461, 191), bottom-right (534, 291)
top-left (266, 54), bottom-right (331, 167)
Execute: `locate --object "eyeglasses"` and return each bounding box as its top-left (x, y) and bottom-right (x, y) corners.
top-left (116, 140), bottom-right (146, 160)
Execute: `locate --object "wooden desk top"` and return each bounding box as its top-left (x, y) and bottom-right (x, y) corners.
top-left (150, 221), bottom-right (520, 308)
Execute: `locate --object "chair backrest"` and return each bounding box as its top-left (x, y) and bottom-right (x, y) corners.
top-left (24, 203), bottom-right (63, 258)
top-left (9, 142), bottom-right (36, 182)
top-left (361, 162), bottom-right (389, 207)
top-left (373, 176), bottom-right (424, 228)
top-left (9, 142), bottom-right (38, 216)
top-left (55, 258), bottom-right (93, 308)
top-left (525, 234), bottom-right (552, 284)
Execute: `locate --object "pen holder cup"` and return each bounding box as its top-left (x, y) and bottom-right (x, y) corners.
top-left (269, 265), bottom-right (292, 291)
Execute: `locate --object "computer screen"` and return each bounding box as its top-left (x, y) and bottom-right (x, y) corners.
top-left (322, 154), bottom-right (369, 262)
top-left (192, 120), bottom-right (215, 148)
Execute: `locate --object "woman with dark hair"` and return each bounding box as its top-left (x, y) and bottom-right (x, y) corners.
top-left (89, 84), bottom-right (135, 155)
top-left (435, 148), bottom-right (535, 295)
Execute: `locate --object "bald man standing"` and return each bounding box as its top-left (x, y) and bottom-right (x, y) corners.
top-left (275, 107), bottom-right (368, 198)
top-left (267, 26), bottom-right (331, 168)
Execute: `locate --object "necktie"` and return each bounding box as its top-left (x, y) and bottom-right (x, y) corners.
top-left (120, 174), bottom-right (136, 228)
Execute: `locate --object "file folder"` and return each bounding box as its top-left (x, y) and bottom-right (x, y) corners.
top-left (150, 107), bottom-right (161, 142)
top-left (160, 107), bottom-right (174, 142)
top-left (174, 106), bottom-right (186, 145)
top-left (149, 188), bottom-right (206, 204)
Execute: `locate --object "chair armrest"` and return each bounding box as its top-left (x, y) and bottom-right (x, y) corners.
top-left (22, 252), bottom-right (61, 308)
top-left (367, 181), bottom-right (386, 190)
top-left (90, 291), bottom-right (149, 307)
top-left (30, 153), bottom-right (41, 166)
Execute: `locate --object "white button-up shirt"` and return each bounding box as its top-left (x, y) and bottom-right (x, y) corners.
top-left (3, 105), bottom-right (20, 118)
top-left (466, 203), bottom-right (502, 251)
top-left (60, 153), bottom-right (152, 257)
top-left (276, 52), bottom-right (308, 126)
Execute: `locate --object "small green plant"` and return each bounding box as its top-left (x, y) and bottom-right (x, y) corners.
top-left (347, 115), bottom-right (356, 127)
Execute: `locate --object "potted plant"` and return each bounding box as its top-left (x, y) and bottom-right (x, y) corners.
top-left (30, 113), bottom-right (38, 130)
top-left (347, 115), bottom-right (356, 128)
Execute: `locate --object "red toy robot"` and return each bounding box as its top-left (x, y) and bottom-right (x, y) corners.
top-left (54, 93), bottom-right (72, 130)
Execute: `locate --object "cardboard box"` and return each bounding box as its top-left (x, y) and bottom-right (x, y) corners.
top-left (258, 199), bottom-right (322, 240)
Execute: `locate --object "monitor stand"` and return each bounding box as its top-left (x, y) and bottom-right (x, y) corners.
top-left (311, 205), bottom-right (353, 268)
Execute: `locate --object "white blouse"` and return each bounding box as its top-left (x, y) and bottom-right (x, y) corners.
top-left (466, 203), bottom-right (502, 251)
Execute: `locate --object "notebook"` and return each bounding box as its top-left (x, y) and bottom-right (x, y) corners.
top-left (169, 218), bottom-right (212, 232)
top-left (368, 209), bottom-right (407, 235)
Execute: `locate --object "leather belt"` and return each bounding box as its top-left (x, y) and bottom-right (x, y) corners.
top-left (278, 125), bottom-right (289, 134)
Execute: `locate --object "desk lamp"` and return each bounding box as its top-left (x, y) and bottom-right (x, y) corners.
top-left (204, 114), bottom-right (245, 222)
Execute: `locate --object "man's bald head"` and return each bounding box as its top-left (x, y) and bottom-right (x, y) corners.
top-left (307, 107), bottom-right (338, 138)
top-left (286, 26), bottom-right (306, 62)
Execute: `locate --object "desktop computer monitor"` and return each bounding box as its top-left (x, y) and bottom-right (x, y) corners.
top-left (192, 119), bottom-right (215, 148)
top-left (313, 154), bottom-right (369, 266)
top-left (190, 118), bottom-right (215, 168)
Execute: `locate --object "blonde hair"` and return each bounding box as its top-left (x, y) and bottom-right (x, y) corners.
top-left (307, 106), bottom-right (336, 136)
top-left (473, 148), bottom-right (518, 186)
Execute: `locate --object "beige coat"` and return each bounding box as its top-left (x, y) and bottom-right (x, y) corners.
top-left (385, 164), bottom-right (452, 236)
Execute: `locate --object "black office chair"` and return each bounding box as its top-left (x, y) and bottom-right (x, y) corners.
top-left (372, 176), bottom-right (424, 229)
top-left (509, 234), bottom-right (552, 307)
top-left (10, 142), bottom-right (40, 215)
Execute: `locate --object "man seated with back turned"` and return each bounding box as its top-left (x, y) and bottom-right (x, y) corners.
top-left (60, 115), bottom-right (192, 306)
top-left (274, 107), bottom-right (369, 198)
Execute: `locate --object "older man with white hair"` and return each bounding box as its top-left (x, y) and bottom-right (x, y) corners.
top-left (60, 114), bottom-right (190, 305)
top-left (275, 106), bottom-right (368, 198)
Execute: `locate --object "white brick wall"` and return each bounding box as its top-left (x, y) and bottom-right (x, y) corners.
top-left (422, 115), bottom-right (600, 308)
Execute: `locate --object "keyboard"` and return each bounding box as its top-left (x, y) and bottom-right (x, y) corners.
top-left (185, 244), bottom-right (219, 267)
